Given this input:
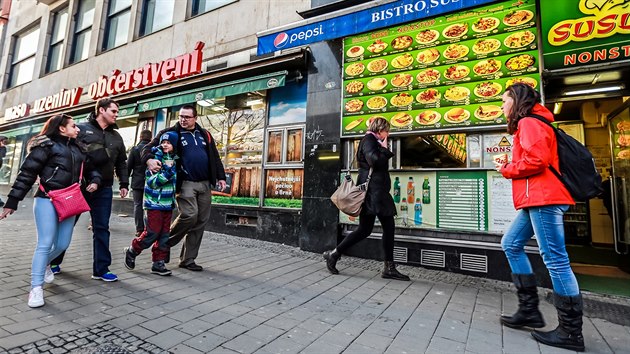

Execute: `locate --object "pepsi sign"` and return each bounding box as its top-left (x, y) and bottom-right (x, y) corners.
top-left (257, 0), bottom-right (495, 55)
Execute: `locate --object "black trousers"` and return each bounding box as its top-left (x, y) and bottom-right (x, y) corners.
top-left (336, 209), bottom-right (395, 262)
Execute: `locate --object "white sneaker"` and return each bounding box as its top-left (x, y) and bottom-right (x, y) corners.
top-left (44, 265), bottom-right (55, 284)
top-left (28, 286), bottom-right (44, 308)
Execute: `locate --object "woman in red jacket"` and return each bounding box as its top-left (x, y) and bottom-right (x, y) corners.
top-left (495, 83), bottom-right (584, 352)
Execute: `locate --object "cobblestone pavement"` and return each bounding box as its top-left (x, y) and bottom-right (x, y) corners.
top-left (1, 198), bottom-right (629, 354)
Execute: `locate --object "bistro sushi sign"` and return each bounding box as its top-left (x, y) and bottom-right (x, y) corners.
top-left (541, 0), bottom-right (630, 70)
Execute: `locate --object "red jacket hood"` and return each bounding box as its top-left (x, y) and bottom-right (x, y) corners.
top-left (530, 103), bottom-right (554, 123)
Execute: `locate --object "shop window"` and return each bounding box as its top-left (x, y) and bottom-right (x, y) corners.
top-left (103, 0), bottom-right (131, 51)
top-left (45, 7), bottom-right (68, 74)
top-left (399, 134), bottom-right (468, 169)
top-left (139, 0), bottom-right (174, 37)
top-left (190, 0), bottom-right (237, 17)
top-left (69, 0), bottom-right (95, 64)
top-left (7, 26), bottom-right (40, 88)
top-left (264, 127), bottom-right (304, 165)
top-left (196, 103), bottom-right (265, 207)
top-left (0, 138), bottom-right (22, 185)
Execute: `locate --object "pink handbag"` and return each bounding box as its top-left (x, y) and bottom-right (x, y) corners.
top-left (39, 163), bottom-right (91, 222)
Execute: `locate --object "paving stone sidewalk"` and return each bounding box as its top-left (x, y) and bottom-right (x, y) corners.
top-left (1, 197), bottom-right (629, 354)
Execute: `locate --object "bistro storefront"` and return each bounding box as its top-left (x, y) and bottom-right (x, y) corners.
top-left (256, 0), bottom-right (630, 288)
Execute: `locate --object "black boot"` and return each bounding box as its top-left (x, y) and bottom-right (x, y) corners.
top-left (323, 250), bottom-right (340, 274)
top-left (381, 261), bottom-right (410, 281)
top-left (500, 273), bottom-right (545, 329)
top-left (532, 293), bottom-right (585, 352)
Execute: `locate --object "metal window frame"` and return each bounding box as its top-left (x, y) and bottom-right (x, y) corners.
top-left (102, 0), bottom-right (131, 51)
top-left (69, 0), bottom-right (95, 64)
top-left (45, 6), bottom-right (69, 74)
top-left (7, 25), bottom-right (40, 88)
top-left (263, 125), bottom-right (305, 167)
top-left (190, 0), bottom-right (238, 17)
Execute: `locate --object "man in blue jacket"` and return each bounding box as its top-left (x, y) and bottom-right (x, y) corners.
top-left (143, 104), bottom-right (226, 271)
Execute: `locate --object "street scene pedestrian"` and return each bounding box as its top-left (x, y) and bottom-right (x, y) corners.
top-left (495, 83), bottom-right (584, 351)
top-left (49, 98), bottom-right (129, 282)
top-left (127, 129), bottom-right (152, 236)
top-left (0, 114), bottom-right (100, 307)
top-left (124, 132), bottom-right (178, 276)
top-left (143, 104), bottom-right (226, 271)
top-left (324, 117), bottom-right (409, 281)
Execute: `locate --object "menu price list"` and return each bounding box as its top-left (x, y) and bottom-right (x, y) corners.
top-left (341, 0), bottom-right (540, 137)
top-left (437, 171), bottom-right (487, 231)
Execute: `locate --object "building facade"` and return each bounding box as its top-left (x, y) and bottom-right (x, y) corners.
top-left (1, 0), bottom-right (630, 289)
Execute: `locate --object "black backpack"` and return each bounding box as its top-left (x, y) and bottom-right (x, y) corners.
top-left (527, 114), bottom-right (603, 202)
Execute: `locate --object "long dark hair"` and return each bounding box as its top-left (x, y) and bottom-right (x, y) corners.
top-left (506, 83), bottom-right (541, 134)
top-left (32, 114), bottom-right (73, 142)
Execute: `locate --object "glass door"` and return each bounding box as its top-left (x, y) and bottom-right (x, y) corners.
top-left (608, 100), bottom-right (630, 255)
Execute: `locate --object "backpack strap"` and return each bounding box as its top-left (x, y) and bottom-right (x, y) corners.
top-left (523, 114), bottom-right (563, 181)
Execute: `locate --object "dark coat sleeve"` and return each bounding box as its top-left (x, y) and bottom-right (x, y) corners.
top-left (127, 146), bottom-right (138, 178)
top-left (209, 134), bottom-right (226, 181)
top-left (5, 146), bottom-right (50, 209)
top-left (358, 135), bottom-right (396, 217)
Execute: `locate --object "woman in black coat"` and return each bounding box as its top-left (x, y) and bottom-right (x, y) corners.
top-left (0, 114), bottom-right (100, 308)
top-left (324, 117), bottom-right (409, 281)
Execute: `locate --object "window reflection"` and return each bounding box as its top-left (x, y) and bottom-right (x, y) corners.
top-left (400, 134), bottom-right (467, 168)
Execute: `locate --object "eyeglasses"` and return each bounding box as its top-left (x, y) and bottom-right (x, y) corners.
top-left (179, 115), bottom-right (195, 120)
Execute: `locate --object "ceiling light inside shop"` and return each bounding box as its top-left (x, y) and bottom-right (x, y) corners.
top-left (563, 85), bottom-right (625, 96)
top-left (246, 99), bottom-right (264, 106)
top-left (197, 99), bottom-right (214, 107)
top-left (553, 102), bottom-right (563, 114)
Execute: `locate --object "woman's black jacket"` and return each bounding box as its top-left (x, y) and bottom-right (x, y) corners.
top-left (4, 134), bottom-right (101, 210)
top-left (356, 134), bottom-right (396, 217)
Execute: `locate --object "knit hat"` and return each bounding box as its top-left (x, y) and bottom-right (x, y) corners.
top-left (160, 132), bottom-right (178, 153)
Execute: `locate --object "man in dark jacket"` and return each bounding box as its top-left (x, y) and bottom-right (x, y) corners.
top-left (50, 98), bottom-right (129, 282)
top-left (127, 129), bottom-right (152, 236)
top-left (142, 104), bottom-right (226, 271)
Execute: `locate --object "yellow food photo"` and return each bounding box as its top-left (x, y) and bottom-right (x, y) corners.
top-left (367, 59), bottom-right (388, 73)
top-left (473, 59), bottom-right (501, 75)
top-left (506, 54), bottom-right (536, 71)
top-left (345, 62), bottom-right (365, 76)
top-left (415, 29), bottom-right (439, 44)
top-left (366, 77), bottom-right (388, 91)
top-left (391, 73), bottom-right (413, 87)
top-left (473, 82), bottom-right (502, 98)
top-left (345, 81), bottom-right (364, 94)
top-left (416, 110), bottom-right (442, 125)
top-left (506, 77), bottom-right (537, 88)
top-left (366, 96), bottom-right (388, 110)
top-left (416, 68), bottom-right (441, 83)
top-left (345, 99), bottom-right (364, 113)
top-left (472, 17), bottom-right (499, 32)
top-left (504, 30), bottom-right (536, 49)
top-left (390, 93), bottom-right (414, 107)
top-left (416, 48), bottom-right (440, 64)
top-left (472, 38), bottom-right (501, 54)
top-left (391, 53), bottom-right (414, 69)
top-left (503, 10), bottom-right (534, 26)
top-left (390, 112), bottom-right (413, 127)
top-left (344, 118), bottom-right (364, 130)
top-left (442, 23), bottom-right (468, 38)
top-left (367, 39), bottom-right (388, 53)
top-left (444, 86), bottom-right (471, 101)
top-left (444, 107), bottom-right (471, 123)
top-left (416, 89), bottom-right (441, 104)
top-left (443, 44), bottom-right (469, 60)
top-left (474, 105), bottom-right (503, 120)
top-left (444, 65), bottom-right (470, 80)
top-left (391, 35), bottom-right (413, 49)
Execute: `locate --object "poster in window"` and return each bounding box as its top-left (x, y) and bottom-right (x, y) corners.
top-left (264, 169), bottom-right (303, 208)
top-left (268, 79), bottom-right (307, 125)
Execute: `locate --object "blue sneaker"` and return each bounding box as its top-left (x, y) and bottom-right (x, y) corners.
top-left (50, 264), bottom-right (61, 274)
top-left (91, 272), bottom-right (118, 282)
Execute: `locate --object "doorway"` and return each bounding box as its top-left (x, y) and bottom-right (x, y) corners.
top-left (545, 97), bottom-right (630, 296)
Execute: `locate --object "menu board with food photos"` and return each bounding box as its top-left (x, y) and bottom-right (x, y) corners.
top-left (341, 0), bottom-right (540, 137)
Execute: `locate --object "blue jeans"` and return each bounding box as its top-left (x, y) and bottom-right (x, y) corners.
top-left (88, 187), bottom-right (113, 276)
top-left (501, 205), bottom-right (580, 296)
top-left (32, 197), bottom-right (76, 288)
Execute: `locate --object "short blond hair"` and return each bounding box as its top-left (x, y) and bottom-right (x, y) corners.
top-left (368, 117), bottom-right (390, 133)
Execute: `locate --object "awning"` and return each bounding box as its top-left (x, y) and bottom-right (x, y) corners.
top-left (118, 103), bottom-right (138, 117)
top-left (137, 71), bottom-right (287, 112)
top-left (1, 125), bottom-right (31, 137)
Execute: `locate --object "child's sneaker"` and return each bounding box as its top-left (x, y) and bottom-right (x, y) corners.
top-left (50, 264), bottom-right (61, 274)
top-left (124, 247), bottom-right (137, 270)
top-left (151, 261), bottom-right (172, 276)
top-left (28, 286), bottom-right (44, 308)
top-left (44, 265), bottom-right (54, 284)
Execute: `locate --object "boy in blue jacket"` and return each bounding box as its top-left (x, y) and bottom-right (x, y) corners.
top-left (124, 132), bottom-right (178, 275)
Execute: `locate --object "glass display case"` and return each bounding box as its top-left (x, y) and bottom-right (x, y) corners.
top-left (607, 100), bottom-right (630, 254)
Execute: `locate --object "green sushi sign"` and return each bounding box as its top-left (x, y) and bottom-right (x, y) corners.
top-left (540, 0), bottom-right (630, 70)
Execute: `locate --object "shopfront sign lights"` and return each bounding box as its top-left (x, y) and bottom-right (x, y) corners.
top-left (2, 42), bottom-right (206, 121)
top-left (87, 41), bottom-right (205, 100)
